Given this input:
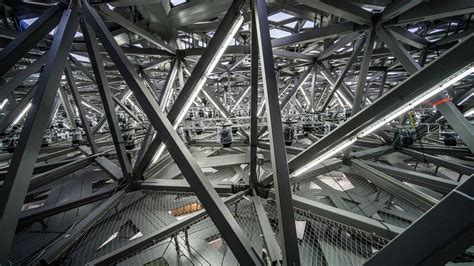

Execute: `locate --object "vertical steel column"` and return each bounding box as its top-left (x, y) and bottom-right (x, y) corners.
top-left (0, 4), bottom-right (79, 261)
top-left (81, 4), bottom-right (260, 264)
top-left (0, 4), bottom-right (63, 76)
top-left (58, 85), bottom-right (77, 128)
top-left (81, 19), bottom-right (132, 180)
top-left (249, 8), bottom-right (259, 190)
top-left (352, 27), bottom-right (375, 114)
top-left (252, 0), bottom-right (301, 263)
top-left (65, 62), bottom-right (98, 153)
top-left (376, 70), bottom-right (388, 99)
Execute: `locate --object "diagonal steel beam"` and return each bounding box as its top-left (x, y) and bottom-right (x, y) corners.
top-left (353, 27), bottom-right (376, 114)
top-left (81, 3), bottom-right (261, 264)
top-left (0, 52), bottom-right (47, 102)
top-left (98, 4), bottom-right (175, 54)
top-left (132, 0), bottom-right (246, 179)
top-left (297, 0), bottom-right (373, 25)
top-left (0, 4), bottom-right (79, 261)
top-left (58, 85), bottom-right (77, 128)
top-left (365, 176), bottom-right (474, 266)
top-left (253, 0), bottom-right (300, 263)
top-left (0, 4), bottom-right (64, 77)
top-left (65, 62), bottom-right (99, 153)
top-left (320, 36), bottom-right (366, 111)
top-left (81, 18), bottom-right (133, 180)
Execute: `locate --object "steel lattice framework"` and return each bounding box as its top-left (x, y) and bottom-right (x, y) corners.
top-left (0, 0), bottom-right (473, 265)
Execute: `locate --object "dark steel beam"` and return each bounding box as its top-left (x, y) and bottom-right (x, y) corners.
top-left (38, 190), bottom-right (126, 264)
top-left (365, 177), bottom-right (474, 266)
top-left (0, 4), bottom-right (63, 77)
top-left (253, 0), bottom-right (300, 263)
top-left (81, 18), bottom-right (133, 180)
top-left (0, 4), bottom-right (79, 261)
top-left (81, 3), bottom-right (261, 264)
top-left (65, 62), bottom-right (99, 153)
top-left (132, 0), bottom-right (246, 179)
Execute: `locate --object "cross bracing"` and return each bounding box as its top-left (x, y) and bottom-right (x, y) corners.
top-left (0, 0), bottom-right (473, 265)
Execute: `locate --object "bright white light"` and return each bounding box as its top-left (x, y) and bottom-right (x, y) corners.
top-left (464, 108), bottom-right (474, 117)
top-left (458, 92), bottom-right (473, 106)
top-left (0, 99), bottom-right (8, 109)
top-left (293, 137), bottom-right (357, 176)
top-left (151, 15), bottom-right (243, 164)
top-left (358, 64), bottom-right (474, 137)
top-left (106, 3), bottom-right (115, 10)
top-left (12, 103), bottom-right (32, 126)
top-left (82, 101), bottom-right (102, 113)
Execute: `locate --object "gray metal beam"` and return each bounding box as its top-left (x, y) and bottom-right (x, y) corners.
top-left (264, 35), bottom-right (474, 182)
top-left (269, 191), bottom-right (403, 240)
top-left (317, 31), bottom-right (361, 60)
top-left (320, 36), bottom-right (365, 111)
top-left (399, 148), bottom-right (474, 176)
top-left (353, 27), bottom-right (376, 114)
top-left (81, 3), bottom-right (261, 264)
top-left (365, 177), bottom-right (474, 266)
top-left (58, 85), bottom-right (77, 128)
top-left (297, 0), bottom-right (373, 25)
top-left (0, 4), bottom-right (63, 77)
top-left (381, 0), bottom-right (424, 22)
top-left (98, 4), bottom-right (175, 54)
top-left (65, 63), bottom-right (99, 153)
top-left (360, 160), bottom-right (459, 194)
top-left (18, 185), bottom-right (117, 227)
top-left (279, 63), bottom-right (314, 111)
top-left (351, 159), bottom-right (438, 211)
top-left (253, 0), bottom-right (300, 263)
top-left (433, 95), bottom-right (474, 153)
top-left (391, 0), bottom-right (474, 26)
top-left (38, 190), bottom-right (126, 264)
top-left (376, 26), bottom-right (420, 75)
top-left (0, 85), bottom-right (37, 132)
top-left (252, 193), bottom-right (282, 264)
top-left (271, 22), bottom-right (365, 48)
top-left (249, 16), bottom-right (259, 190)
top-left (132, 0), bottom-right (246, 179)
top-left (0, 52), bottom-right (47, 103)
top-left (81, 18), bottom-right (133, 180)
top-left (0, 4), bottom-right (79, 261)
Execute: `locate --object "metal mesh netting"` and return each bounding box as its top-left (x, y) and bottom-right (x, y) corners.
top-left (264, 200), bottom-right (390, 266)
top-left (295, 169), bottom-right (424, 229)
top-left (53, 189), bottom-right (392, 265)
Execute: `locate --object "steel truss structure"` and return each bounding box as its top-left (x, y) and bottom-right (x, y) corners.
top-left (0, 0), bottom-right (473, 265)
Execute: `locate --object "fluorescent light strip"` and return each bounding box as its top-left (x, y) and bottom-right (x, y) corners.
top-left (292, 63), bottom-right (474, 177)
top-left (358, 64), bottom-right (474, 137)
top-left (81, 101), bottom-right (102, 113)
top-left (458, 92), bottom-right (473, 106)
top-left (0, 99), bottom-right (8, 109)
top-left (12, 103), bottom-right (32, 126)
top-left (464, 108), bottom-right (474, 117)
top-left (293, 137), bottom-right (357, 176)
top-left (152, 16), bottom-right (244, 164)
